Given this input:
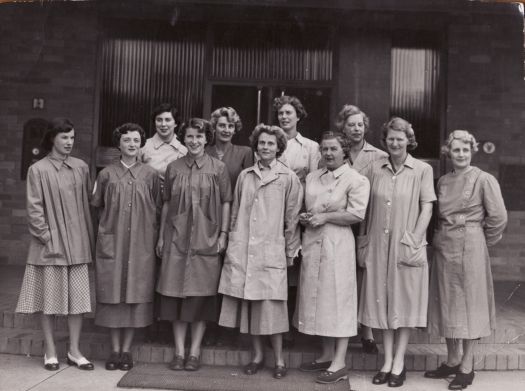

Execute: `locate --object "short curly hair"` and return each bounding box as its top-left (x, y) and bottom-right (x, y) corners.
top-left (112, 123), bottom-right (146, 149)
top-left (151, 102), bottom-right (180, 125)
top-left (210, 107), bottom-right (242, 133)
top-left (249, 124), bottom-right (288, 159)
top-left (178, 118), bottom-right (214, 145)
top-left (273, 95), bottom-right (307, 120)
top-left (441, 130), bottom-right (479, 156)
top-left (334, 104), bottom-right (370, 133)
top-left (380, 117), bottom-right (418, 151)
top-left (41, 117), bottom-right (74, 152)
top-left (320, 131), bottom-right (351, 160)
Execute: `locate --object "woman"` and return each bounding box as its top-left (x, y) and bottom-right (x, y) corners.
top-left (294, 131), bottom-right (370, 385)
top-left (16, 118), bottom-right (94, 371)
top-left (273, 95), bottom-right (320, 186)
top-left (357, 117), bottom-right (436, 387)
top-left (206, 106), bottom-right (254, 187)
top-left (218, 124), bottom-right (303, 379)
top-left (141, 103), bottom-right (187, 181)
top-left (425, 130), bottom-right (507, 390)
top-left (156, 118), bottom-right (232, 372)
top-left (335, 104), bottom-right (388, 354)
top-left (336, 104), bottom-right (388, 174)
top-left (204, 106), bottom-right (254, 347)
top-left (92, 123), bottom-right (161, 371)
top-left (273, 95), bottom-right (320, 345)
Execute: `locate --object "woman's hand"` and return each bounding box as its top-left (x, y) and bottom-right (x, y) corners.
top-left (217, 232), bottom-right (228, 254)
top-left (155, 238), bottom-right (164, 258)
top-left (308, 213), bottom-right (327, 228)
top-left (299, 212), bottom-right (313, 226)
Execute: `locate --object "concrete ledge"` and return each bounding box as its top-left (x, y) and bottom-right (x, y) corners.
top-left (1, 326), bottom-right (525, 371)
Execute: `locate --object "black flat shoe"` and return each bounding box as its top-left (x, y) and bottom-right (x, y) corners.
top-left (244, 360), bottom-right (264, 375)
top-left (119, 352), bottom-right (133, 371)
top-left (316, 367), bottom-right (348, 384)
top-left (362, 338), bottom-right (379, 354)
top-left (299, 360), bottom-right (331, 372)
top-left (184, 355), bottom-right (201, 371)
top-left (388, 367), bottom-right (406, 388)
top-left (448, 370), bottom-right (474, 390)
top-left (105, 351), bottom-right (120, 371)
top-left (67, 352), bottom-right (94, 370)
top-left (168, 355), bottom-right (185, 371)
top-left (425, 363), bottom-right (460, 378)
top-left (372, 371), bottom-right (390, 384)
top-left (44, 354), bottom-right (59, 371)
top-left (273, 364), bottom-right (287, 379)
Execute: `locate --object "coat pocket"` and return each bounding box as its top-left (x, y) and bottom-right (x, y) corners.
top-left (96, 232), bottom-right (115, 260)
top-left (193, 208), bottom-right (219, 256)
top-left (356, 234), bottom-right (370, 268)
top-left (42, 228), bottom-right (66, 260)
top-left (397, 231), bottom-right (427, 267)
top-left (263, 237), bottom-right (287, 269)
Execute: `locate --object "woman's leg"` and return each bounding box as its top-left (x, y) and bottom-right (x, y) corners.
top-left (251, 334), bottom-right (264, 363)
top-left (327, 337), bottom-right (349, 372)
top-left (109, 328), bottom-right (121, 353)
top-left (446, 338), bottom-right (462, 367)
top-left (392, 327), bottom-right (410, 375)
top-left (67, 314), bottom-right (84, 357)
top-left (189, 321), bottom-right (206, 357)
top-left (362, 325), bottom-right (375, 340)
top-left (460, 339), bottom-right (477, 373)
top-left (317, 337), bottom-right (335, 362)
top-left (41, 314), bottom-right (56, 357)
top-left (269, 333), bottom-right (284, 367)
top-left (173, 320), bottom-right (188, 357)
top-left (122, 328), bottom-right (135, 353)
top-left (379, 329), bottom-right (394, 372)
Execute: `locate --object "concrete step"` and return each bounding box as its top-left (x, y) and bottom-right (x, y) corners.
top-left (1, 326), bottom-right (525, 371)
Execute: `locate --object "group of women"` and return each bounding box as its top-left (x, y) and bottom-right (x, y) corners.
top-left (16, 96), bottom-right (507, 390)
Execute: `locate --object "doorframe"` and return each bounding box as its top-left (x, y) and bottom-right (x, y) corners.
top-left (203, 79), bottom-right (335, 121)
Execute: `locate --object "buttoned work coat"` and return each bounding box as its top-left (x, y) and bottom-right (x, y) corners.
top-left (91, 161), bottom-right (162, 304)
top-left (427, 167), bottom-right (507, 339)
top-left (357, 155), bottom-right (436, 329)
top-left (218, 160), bottom-right (303, 301)
top-left (294, 165), bottom-right (370, 337)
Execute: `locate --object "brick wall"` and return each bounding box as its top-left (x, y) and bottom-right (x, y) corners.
top-left (0, 2), bottom-right (98, 264)
top-left (0, 2), bottom-right (524, 280)
top-left (446, 10), bottom-right (525, 280)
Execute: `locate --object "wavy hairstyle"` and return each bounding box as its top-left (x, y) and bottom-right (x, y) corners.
top-left (41, 117), bottom-right (74, 152)
top-left (319, 131), bottom-right (351, 160)
top-left (441, 130), bottom-right (479, 156)
top-left (249, 124), bottom-right (288, 159)
top-left (178, 118), bottom-right (214, 144)
top-left (272, 95), bottom-right (308, 120)
top-left (334, 104), bottom-right (370, 133)
top-left (210, 107), bottom-right (242, 133)
top-left (380, 117), bottom-right (418, 151)
top-left (112, 122), bottom-right (146, 148)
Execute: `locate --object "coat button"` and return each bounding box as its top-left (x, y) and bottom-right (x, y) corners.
top-left (128, 181), bottom-right (133, 185)
top-left (384, 229), bottom-right (389, 234)
top-left (387, 201), bottom-right (391, 206)
top-left (128, 202), bottom-right (132, 207)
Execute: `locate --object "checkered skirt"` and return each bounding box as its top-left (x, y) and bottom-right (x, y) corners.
top-left (16, 264), bottom-right (92, 315)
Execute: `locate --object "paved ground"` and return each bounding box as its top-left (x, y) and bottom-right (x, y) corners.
top-left (1, 353), bottom-right (525, 391)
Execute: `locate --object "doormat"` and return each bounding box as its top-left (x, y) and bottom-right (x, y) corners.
top-left (118, 363), bottom-right (351, 391)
